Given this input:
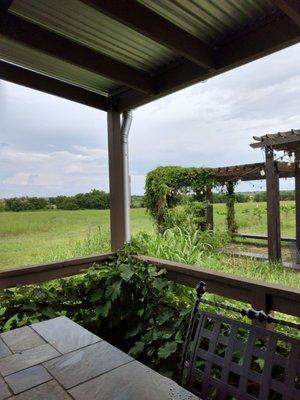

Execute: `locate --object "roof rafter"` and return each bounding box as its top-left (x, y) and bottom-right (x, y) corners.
top-left (0, 61), bottom-right (109, 111)
top-left (212, 162), bottom-right (295, 182)
top-left (0, 13), bottom-right (154, 94)
top-left (82, 0), bottom-right (214, 70)
top-left (115, 13), bottom-right (300, 112)
top-left (271, 0), bottom-right (300, 27)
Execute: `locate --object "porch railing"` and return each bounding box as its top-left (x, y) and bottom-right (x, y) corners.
top-left (0, 253), bottom-right (299, 319)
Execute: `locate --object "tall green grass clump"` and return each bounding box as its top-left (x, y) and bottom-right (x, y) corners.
top-left (133, 226), bottom-right (230, 265)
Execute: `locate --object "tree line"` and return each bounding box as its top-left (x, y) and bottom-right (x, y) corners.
top-left (0, 190), bottom-right (295, 212)
top-left (1, 190), bottom-right (145, 212)
top-left (213, 190), bottom-right (295, 203)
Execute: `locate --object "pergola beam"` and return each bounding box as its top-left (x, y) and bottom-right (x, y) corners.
top-left (0, 14), bottom-right (153, 94)
top-left (83, 0), bottom-right (214, 70)
top-left (0, 61), bottom-right (108, 111)
top-left (272, 0), bottom-right (300, 27)
top-left (115, 13), bottom-right (300, 112)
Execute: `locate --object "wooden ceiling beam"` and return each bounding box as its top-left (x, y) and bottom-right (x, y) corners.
top-left (0, 14), bottom-right (154, 94)
top-left (83, 0), bottom-right (214, 70)
top-left (115, 13), bottom-right (300, 111)
top-left (0, 61), bottom-right (109, 111)
top-left (271, 0), bottom-right (300, 27)
top-left (215, 13), bottom-right (300, 71)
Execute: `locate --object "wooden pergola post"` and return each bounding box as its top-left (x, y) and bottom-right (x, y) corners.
top-left (295, 148), bottom-right (300, 264)
top-left (107, 106), bottom-right (126, 251)
top-left (206, 186), bottom-right (214, 230)
top-left (265, 148), bottom-right (281, 262)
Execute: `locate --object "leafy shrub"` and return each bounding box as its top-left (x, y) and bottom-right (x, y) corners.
top-left (0, 246), bottom-right (193, 376)
top-left (131, 195), bottom-right (145, 208)
top-left (4, 197), bottom-right (48, 211)
top-left (145, 166), bottom-right (214, 231)
top-left (163, 200), bottom-right (208, 231)
top-left (74, 190), bottom-right (109, 209)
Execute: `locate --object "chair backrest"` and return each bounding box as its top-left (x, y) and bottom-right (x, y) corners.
top-left (180, 284), bottom-right (300, 400)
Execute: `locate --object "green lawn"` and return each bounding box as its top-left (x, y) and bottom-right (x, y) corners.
top-left (0, 201), bottom-right (296, 270)
top-left (0, 208), bottom-right (154, 269)
top-left (213, 201), bottom-right (295, 237)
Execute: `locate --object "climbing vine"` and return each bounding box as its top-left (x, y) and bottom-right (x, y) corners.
top-left (144, 166), bottom-right (215, 231)
top-left (226, 181), bottom-right (238, 235)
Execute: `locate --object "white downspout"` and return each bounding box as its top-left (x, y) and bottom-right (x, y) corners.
top-left (121, 110), bottom-right (133, 242)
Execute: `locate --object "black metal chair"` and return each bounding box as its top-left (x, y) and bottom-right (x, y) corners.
top-left (179, 282), bottom-right (300, 400)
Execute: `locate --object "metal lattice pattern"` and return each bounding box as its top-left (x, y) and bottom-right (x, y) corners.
top-left (183, 312), bottom-right (300, 400)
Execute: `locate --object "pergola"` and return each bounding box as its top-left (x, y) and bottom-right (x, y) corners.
top-left (250, 129), bottom-right (300, 263)
top-left (1, 0), bottom-right (300, 254)
top-left (207, 161), bottom-right (295, 235)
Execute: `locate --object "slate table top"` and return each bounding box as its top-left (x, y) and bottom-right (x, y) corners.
top-left (0, 316), bottom-right (198, 399)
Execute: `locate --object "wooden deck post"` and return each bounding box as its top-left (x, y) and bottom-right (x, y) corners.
top-left (265, 148), bottom-right (281, 262)
top-left (107, 106), bottom-right (126, 251)
top-left (295, 148), bottom-right (300, 264)
top-left (206, 186), bottom-right (214, 230)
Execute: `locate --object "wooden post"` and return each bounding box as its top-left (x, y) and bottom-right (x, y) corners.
top-left (107, 106), bottom-right (126, 251)
top-left (295, 149), bottom-right (300, 264)
top-left (206, 186), bottom-right (214, 230)
top-left (265, 148), bottom-right (281, 262)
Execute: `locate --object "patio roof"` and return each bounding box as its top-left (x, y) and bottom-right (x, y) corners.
top-left (1, 0), bottom-right (300, 112)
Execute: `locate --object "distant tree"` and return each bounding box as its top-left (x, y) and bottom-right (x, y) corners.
top-left (131, 195), bottom-right (145, 208)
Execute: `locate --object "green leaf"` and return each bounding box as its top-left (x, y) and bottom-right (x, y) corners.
top-left (158, 341), bottom-right (177, 359)
top-left (95, 301), bottom-right (111, 318)
top-left (129, 341), bottom-right (145, 357)
top-left (105, 281), bottom-right (122, 301)
top-left (90, 290), bottom-right (103, 302)
top-left (119, 264), bottom-right (134, 281)
top-left (22, 303), bottom-right (37, 311)
top-left (125, 323), bottom-right (142, 339)
top-left (175, 331), bottom-right (183, 343)
top-left (152, 278), bottom-right (167, 291)
top-left (156, 311), bottom-right (172, 325)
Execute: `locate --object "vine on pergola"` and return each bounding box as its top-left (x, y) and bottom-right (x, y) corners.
top-left (144, 166), bottom-right (215, 231)
top-left (225, 181), bottom-right (238, 235)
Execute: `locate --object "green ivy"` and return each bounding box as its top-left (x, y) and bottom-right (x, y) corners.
top-left (144, 166), bottom-right (215, 231)
top-left (0, 244), bottom-right (193, 377)
top-left (226, 181), bottom-right (238, 234)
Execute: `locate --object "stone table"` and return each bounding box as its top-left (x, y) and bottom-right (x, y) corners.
top-left (0, 316), bottom-right (198, 399)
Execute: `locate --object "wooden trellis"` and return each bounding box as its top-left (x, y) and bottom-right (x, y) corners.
top-left (205, 129), bottom-right (300, 266)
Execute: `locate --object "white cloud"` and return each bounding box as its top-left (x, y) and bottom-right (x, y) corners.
top-left (1, 43), bottom-right (300, 196)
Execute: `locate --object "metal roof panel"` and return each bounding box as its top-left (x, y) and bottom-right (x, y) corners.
top-left (10, 0), bottom-right (177, 73)
top-left (0, 36), bottom-right (121, 95)
top-left (138, 0), bottom-right (276, 45)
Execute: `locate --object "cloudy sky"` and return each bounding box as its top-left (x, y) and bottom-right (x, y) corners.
top-left (1, 43), bottom-right (300, 197)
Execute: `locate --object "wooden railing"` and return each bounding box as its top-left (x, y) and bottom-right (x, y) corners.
top-left (136, 255), bottom-right (300, 318)
top-left (0, 253), bottom-right (299, 319)
top-left (233, 233), bottom-right (296, 242)
top-left (0, 253), bottom-right (115, 289)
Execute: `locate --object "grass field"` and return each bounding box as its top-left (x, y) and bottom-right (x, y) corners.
top-left (0, 201), bottom-right (298, 276)
top-left (0, 208), bottom-right (154, 269)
